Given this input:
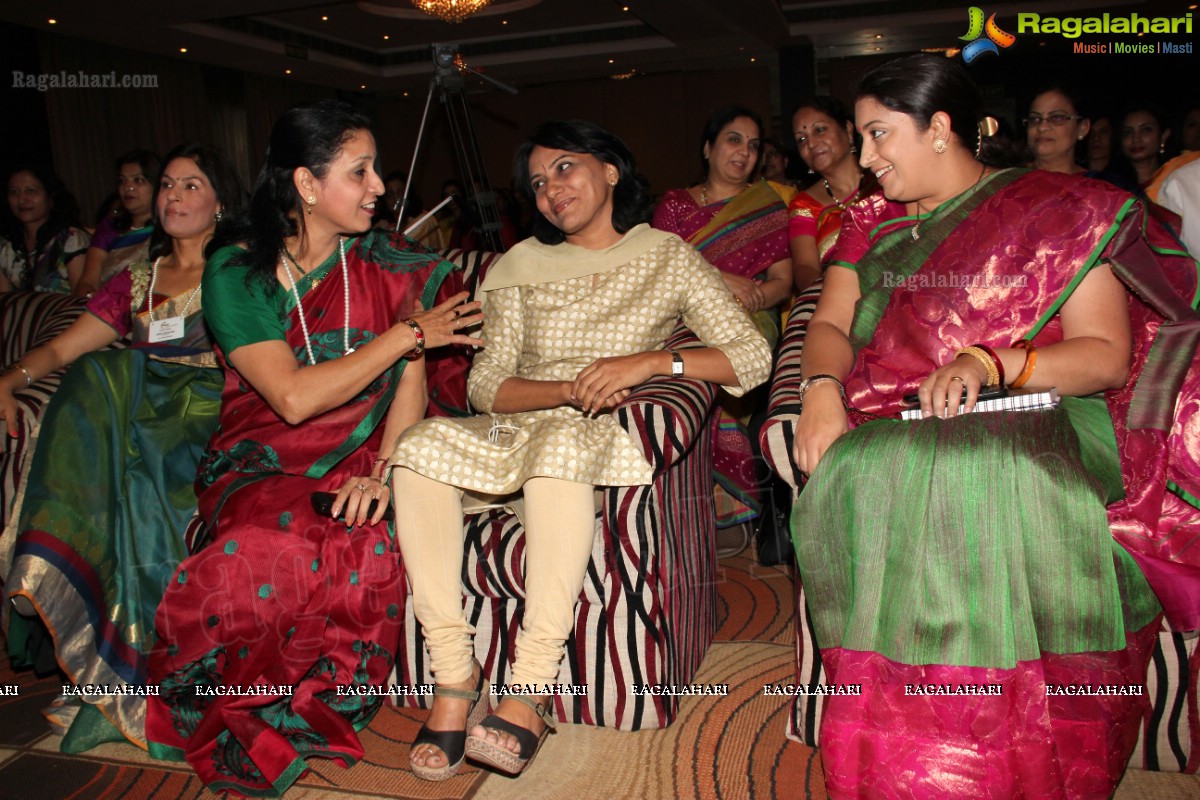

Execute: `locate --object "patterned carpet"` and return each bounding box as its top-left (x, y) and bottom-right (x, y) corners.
top-left (1, 551), bottom-right (1197, 799)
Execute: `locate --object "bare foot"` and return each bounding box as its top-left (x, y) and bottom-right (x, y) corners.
top-left (469, 696), bottom-right (548, 754)
top-left (410, 665), bottom-right (481, 770)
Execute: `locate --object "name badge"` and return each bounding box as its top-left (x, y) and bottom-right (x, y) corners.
top-left (149, 317), bottom-right (185, 343)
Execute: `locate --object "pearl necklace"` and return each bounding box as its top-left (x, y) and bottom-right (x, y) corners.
top-left (280, 236), bottom-right (353, 366)
top-left (146, 256), bottom-right (202, 319)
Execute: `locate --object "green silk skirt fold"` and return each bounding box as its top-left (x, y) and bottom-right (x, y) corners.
top-left (791, 399), bottom-right (1160, 669)
top-left (4, 348), bottom-right (222, 746)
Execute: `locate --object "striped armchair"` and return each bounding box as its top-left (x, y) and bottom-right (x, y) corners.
top-left (760, 279), bottom-right (1200, 773)
top-left (0, 292), bottom-right (91, 553)
top-left (394, 250), bottom-right (722, 730)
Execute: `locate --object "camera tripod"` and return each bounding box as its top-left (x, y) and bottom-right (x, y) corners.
top-left (396, 43), bottom-right (517, 253)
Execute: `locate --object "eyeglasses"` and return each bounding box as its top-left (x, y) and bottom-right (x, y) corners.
top-left (1023, 113), bottom-right (1084, 127)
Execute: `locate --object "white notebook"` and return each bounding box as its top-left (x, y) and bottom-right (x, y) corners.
top-left (900, 389), bottom-right (1061, 421)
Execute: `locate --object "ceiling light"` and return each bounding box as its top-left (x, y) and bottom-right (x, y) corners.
top-left (502, 19), bottom-right (508, 25)
top-left (179, 47), bottom-right (188, 53)
top-left (874, 34), bottom-right (882, 39)
top-left (285, 69), bottom-right (292, 74)
top-left (608, 58), bottom-right (614, 63)
top-left (48, 18), bottom-right (57, 24)
top-left (750, 57), bottom-right (756, 62)
top-left (411, 0), bottom-right (492, 23)
top-left (322, 15), bottom-right (329, 21)
top-left (361, 84), bottom-right (367, 89)
top-left (384, 34), bottom-right (390, 39)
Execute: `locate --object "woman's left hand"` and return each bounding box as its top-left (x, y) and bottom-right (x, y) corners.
top-left (331, 475), bottom-right (391, 527)
top-left (720, 272), bottom-right (766, 313)
top-left (571, 354), bottom-right (654, 414)
top-left (916, 353), bottom-right (989, 418)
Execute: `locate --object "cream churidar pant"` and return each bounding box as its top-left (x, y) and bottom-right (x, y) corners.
top-left (393, 467), bottom-right (597, 687)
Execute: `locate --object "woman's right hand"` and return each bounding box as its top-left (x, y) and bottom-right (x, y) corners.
top-left (0, 384), bottom-right (20, 440)
top-left (792, 384), bottom-right (849, 475)
top-left (720, 272), bottom-right (766, 313)
top-left (405, 291), bottom-right (484, 350)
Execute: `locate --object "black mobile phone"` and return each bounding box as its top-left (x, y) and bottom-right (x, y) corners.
top-left (310, 491), bottom-right (395, 523)
top-left (902, 386), bottom-right (1008, 407)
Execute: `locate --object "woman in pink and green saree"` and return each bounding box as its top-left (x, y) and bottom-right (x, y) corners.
top-left (790, 54), bottom-right (1200, 799)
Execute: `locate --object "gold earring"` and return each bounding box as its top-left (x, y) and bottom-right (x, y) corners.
top-left (305, 195), bottom-right (316, 215)
top-left (932, 139), bottom-right (949, 154)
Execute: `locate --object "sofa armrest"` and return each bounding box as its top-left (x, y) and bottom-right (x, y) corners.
top-left (760, 279), bottom-right (823, 491)
top-left (614, 325), bottom-right (718, 476)
top-left (1, 291), bottom-right (89, 364)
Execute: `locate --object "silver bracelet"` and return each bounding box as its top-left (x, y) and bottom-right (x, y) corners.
top-left (11, 363), bottom-right (32, 388)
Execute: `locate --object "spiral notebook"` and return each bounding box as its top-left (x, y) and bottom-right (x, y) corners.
top-left (899, 389), bottom-right (1060, 421)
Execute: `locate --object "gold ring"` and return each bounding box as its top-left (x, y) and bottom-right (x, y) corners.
top-left (354, 483), bottom-right (368, 492)
top-left (949, 376), bottom-right (965, 383)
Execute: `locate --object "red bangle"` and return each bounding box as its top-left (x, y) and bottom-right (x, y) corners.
top-left (403, 318), bottom-right (425, 358)
top-left (971, 343), bottom-right (1005, 387)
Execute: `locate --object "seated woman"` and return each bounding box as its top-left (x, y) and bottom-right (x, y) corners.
top-left (0, 165), bottom-right (90, 294)
top-left (1025, 80), bottom-right (1091, 175)
top-left (144, 100), bottom-right (480, 798)
top-left (390, 120), bottom-right (770, 780)
top-left (789, 97), bottom-right (890, 292)
top-left (652, 105), bottom-right (792, 332)
top-left (77, 150), bottom-right (159, 296)
top-left (1117, 103), bottom-right (1171, 190)
top-left (653, 106), bottom-right (791, 534)
top-left (2, 143), bottom-right (246, 750)
top-left (790, 54), bottom-right (1199, 798)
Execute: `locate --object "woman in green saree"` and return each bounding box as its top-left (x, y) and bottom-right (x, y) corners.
top-left (3, 143), bottom-right (246, 751)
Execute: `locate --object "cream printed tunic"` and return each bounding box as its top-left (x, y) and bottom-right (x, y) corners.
top-left (390, 225), bottom-right (771, 493)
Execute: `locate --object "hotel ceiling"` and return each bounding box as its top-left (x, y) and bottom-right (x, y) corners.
top-left (0, 0), bottom-right (1182, 95)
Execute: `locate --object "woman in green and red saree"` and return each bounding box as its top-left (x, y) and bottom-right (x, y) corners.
top-left (144, 100), bottom-right (483, 797)
top-left (3, 143), bottom-right (245, 752)
top-left (790, 54), bottom-right (1200, 798)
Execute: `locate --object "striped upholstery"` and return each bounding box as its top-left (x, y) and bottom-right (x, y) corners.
top-left (759, 279), bottom-right (1200, 773)
top-left (0, 291), bottom-right (90, 542)
top-left (394, 251), bottom-right (721, 730)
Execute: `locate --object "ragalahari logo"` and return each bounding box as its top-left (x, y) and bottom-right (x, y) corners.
top-left (959, 7), bottom-right (1017, 62)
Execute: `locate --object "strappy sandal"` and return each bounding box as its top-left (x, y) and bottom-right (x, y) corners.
top-left (464, 695), bottom-right (556, 776)
top-left (409, 663), bottom-right (489, 782)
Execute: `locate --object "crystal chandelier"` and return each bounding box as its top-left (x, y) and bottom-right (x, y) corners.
top-left (411, 0), bottom-right (492, 23)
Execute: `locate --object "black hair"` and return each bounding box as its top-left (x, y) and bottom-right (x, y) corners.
top-left (112, 149), bottom-right (160, 233)
top-left (791, 96), bottom-right (860, 166)
top-left (1027, 79), bottom-right (1092, 120)
top-left (856, 54), bottom-right (1023, 168)
top-left (699, 105), bottom-right (765, 177)
top-left (147, 143), bottom-right (247, 261)
top-left (0, 164), bottom-right (81, 258)
top-left (513, 119), bottom-right (654, 246)
top-left (208, 99), bottom-right (372, 281)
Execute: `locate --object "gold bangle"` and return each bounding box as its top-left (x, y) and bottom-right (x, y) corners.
top-left (955, 346), bottom-right (1000, 388)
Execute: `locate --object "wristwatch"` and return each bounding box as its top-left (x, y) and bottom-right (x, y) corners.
top-left (796, 374), bottom-right (844, 402)
top-left (667, 349), bottom-right (684, 377)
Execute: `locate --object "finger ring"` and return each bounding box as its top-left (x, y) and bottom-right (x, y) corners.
top-left (354, 483), bottom-right (368, 492)
top-left (370, 491), bottom-right (380, 500)
top-left (453, 308), bottom-right (461, 319)
top-left (734, 296), bottom-right (744, 307)
top-left (949, 376), bottom-right (965, 383)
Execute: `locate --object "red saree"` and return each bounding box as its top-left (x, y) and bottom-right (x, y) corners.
top-left (794, 169), bottom-right (1200, 798)
top-left (145, 230), bottom-right (452, 797)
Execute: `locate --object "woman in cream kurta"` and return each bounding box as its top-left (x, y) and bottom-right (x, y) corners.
top-left (395, 226), bottom-right (768, 491)
top-left (391, 120), bottom-right (770, 781)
